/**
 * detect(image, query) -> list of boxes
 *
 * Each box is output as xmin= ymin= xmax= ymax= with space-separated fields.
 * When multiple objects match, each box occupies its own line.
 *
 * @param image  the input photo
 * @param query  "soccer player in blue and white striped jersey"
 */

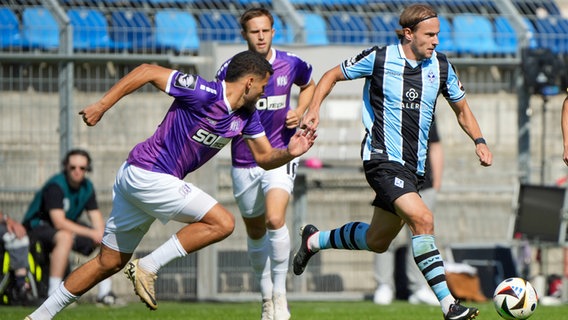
xmin=293 ymin=4 xmax=491 ymax=320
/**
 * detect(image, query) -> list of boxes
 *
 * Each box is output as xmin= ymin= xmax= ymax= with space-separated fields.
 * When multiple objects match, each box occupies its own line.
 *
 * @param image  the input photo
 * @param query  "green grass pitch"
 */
xmin=3 ymin=300 xmax=566 ymax=319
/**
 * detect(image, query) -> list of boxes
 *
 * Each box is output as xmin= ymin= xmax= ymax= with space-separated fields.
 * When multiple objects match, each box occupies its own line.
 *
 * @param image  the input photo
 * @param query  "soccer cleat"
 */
xmin=124 ymin=259 xmax=158 ymax=310
xmin=444 ymin=300 xmax=479 ymax=320
xmin=24 ymin=317 xmax=32 ymax=320
xmin=273 ymin=293 xmax=290 ymax=320
xmin=292 ymin=224 xmax=319 ymax=275
xmin=261 ymin=299 xmax=274 ymax=320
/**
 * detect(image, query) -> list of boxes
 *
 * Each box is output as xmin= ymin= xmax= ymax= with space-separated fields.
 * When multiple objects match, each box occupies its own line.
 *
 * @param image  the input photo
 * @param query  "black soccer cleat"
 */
xmin=293 ymin=224 xmax=319 ymax=275
xmin=444 ymin=300 xmax=479 ymax=320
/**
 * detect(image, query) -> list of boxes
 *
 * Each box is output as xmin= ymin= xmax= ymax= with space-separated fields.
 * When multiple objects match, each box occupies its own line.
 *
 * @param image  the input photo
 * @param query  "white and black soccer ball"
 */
xmin=493 ymin=277 xmax=538 ymax=320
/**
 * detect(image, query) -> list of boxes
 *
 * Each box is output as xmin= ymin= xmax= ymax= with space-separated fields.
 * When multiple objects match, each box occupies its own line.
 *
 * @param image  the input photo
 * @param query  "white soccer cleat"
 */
xmin=261 ymin=298 xmax=274 ymax=320
xmin=124 ymin=259 xmax=158 ymax=310
xmin=273 ymin=293 xmax=290 ymax=320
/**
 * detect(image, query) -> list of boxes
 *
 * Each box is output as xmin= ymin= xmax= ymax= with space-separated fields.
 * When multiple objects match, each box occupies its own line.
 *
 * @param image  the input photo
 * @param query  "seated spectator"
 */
xmin=22 ymin=149 xmax=115 ymax=305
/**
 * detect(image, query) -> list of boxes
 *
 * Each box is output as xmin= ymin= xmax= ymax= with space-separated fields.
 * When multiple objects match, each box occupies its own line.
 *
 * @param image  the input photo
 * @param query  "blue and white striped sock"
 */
xmin=317 ymin=222 xmax=370 ymax=251
xmin=412 ymin=234 xmax=454 ymax=313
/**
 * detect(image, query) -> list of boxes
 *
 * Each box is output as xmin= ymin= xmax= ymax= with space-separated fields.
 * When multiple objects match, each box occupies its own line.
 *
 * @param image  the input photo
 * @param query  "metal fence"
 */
xmin=1 ymin=0 xmax=567 ymax=302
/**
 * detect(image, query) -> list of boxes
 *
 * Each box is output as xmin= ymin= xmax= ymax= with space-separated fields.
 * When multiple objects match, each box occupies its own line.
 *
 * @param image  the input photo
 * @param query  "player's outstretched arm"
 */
xmin=79 ymin=64 xmax=173 ymax=126
xmin=301 ymin=66 xmax=345 ymax=131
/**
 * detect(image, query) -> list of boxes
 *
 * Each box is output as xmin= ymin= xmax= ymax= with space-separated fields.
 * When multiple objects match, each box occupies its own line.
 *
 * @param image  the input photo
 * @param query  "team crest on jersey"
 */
xmin=276 ymin=75 xmax=288 ymax=87
xmin=230 ymin=119 xmax=241 ymax=132
xmin=174 ymin=73 xmax=196 ymax=89
xmin=427 ymin=70 xmax=436 ymax=83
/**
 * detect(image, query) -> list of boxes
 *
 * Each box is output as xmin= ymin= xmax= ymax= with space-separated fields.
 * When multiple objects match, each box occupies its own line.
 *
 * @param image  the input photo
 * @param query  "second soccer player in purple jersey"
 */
xmin=216 ymin=7 xmax=315 ymax=320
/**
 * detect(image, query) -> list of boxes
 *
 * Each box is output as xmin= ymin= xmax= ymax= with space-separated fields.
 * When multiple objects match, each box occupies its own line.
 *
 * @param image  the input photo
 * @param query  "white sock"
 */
xmin=268 ymin=225 xmax=290 ymax=295
xmin=441 ymin=294 xmax=455 ymax=315
xmin=97 ymin=278 xmax=112 ymax=299
xmin=139 ymin=234 xmax=187 ymax=274
xmin=48 ymin=277 xmax=62 ymax=296
xmin=29 ymin=282 xmax=78 ymax=320
xmin=247 ymin=234 xmax=272 ymax=300
xmin=308 ymin=232 xmax=321 ymax=251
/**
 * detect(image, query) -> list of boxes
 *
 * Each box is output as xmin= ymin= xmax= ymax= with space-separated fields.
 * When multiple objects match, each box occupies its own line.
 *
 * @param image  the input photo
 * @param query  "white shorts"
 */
xmin=102 ymin=162 xmax=217 ymax=253
xmin=231 ymin=158 xmax=298 ymax=218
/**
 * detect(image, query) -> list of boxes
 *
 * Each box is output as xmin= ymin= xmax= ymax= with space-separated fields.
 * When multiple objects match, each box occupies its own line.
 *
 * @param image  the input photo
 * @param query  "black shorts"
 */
xmin=31 ymin=223 xmax=97 ymax=256
xmin=363 ymin=159 xmax=424 ymax=214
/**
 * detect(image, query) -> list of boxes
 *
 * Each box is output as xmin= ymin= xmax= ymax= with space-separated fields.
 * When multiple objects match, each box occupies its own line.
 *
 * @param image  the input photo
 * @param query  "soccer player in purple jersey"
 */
xmin=216 ymin=8 xmax=315 ymax=320
xmin=25 ymin=51 xmax=316 ymax=320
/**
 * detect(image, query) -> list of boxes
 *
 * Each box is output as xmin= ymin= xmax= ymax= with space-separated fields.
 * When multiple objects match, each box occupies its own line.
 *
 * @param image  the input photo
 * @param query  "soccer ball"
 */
xmin=493 ymin=277 xmax=538 ymax=320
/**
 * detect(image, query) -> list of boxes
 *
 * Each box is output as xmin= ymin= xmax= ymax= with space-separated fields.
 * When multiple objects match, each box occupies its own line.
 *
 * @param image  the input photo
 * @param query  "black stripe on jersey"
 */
xmin=436 ymin=53 xmax=451 ymax=98
xmin=369 ymin=47 xmax=387 ymax=159
xmin=401 ymin=63 xmax=424 ymax=169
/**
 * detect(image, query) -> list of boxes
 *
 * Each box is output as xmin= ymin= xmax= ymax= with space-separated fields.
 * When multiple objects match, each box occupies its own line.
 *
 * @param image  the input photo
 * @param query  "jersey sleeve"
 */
xmin=241 ymin=110 xmax=266 ymax=139
xmin=215 ymin=59 xmax=231 ymax=82
xmin=165 ymin=71 xmax=218 ymax=106
xmin=291 ymin=55 xmax=313 ymax=87
xmin=443 ymin=63 xmax=466 ymax=103
xmin=340 ymin=47 xmax=378 ymax=80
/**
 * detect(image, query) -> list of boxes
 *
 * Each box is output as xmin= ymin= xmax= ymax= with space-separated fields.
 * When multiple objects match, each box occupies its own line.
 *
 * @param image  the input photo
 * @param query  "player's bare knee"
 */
xmin=216 ymin=213 xmax=235 ymax=238
xmin=367 ymin=239 xmax=391 ymax=253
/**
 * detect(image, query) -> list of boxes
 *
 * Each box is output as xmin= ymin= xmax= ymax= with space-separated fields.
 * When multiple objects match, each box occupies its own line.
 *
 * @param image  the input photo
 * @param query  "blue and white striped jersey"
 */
xmin=340 ymin=44 xmax=464 ymax=176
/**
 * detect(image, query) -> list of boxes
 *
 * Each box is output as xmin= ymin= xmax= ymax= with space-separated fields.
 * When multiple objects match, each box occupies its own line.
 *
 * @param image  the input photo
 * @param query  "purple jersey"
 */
xmin=127 ymin=70 xmax=265 ymax=179
xmin=216 ymin=48 xmax=313 ymax=168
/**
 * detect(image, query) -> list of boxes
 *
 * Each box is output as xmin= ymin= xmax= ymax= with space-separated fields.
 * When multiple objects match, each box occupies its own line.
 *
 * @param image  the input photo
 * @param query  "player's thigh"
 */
xmin=231 ymin=166 xmax=265 ymax=218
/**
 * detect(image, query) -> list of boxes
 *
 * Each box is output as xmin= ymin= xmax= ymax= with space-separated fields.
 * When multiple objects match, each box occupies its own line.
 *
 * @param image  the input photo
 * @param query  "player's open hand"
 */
xmin=288 ymin=129 xmax=317 ymax=157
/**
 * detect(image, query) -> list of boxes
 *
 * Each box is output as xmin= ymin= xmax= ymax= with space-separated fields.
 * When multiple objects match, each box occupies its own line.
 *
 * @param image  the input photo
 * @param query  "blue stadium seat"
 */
xmin=532 ymin=16 xmax=568 ymax=53
xmin=22 ymin=7 xmax=59 ymax=50
xmin=110 ymin=11 xmax=154 ymax=51
xmin=272 ymin=14 xmax=288 ymax=45
xmin=148 ymin=0 xmax=197 ymax=4
xmin=286 ymin=12 xmax=329 ymax=45
xmin=197 ymin=12 xmax=241 ymax=42
xmin=493 ymin=16 xmax=518 ymax=55
xmin=327 ymin=12 xmax=368 ymax=44
xmin=521 ymin=17 xmax=538 ymax=49
xmin=155 ymin=10 xmax=199 ymax=52
xmin=0 ymin=7 xmax=26 ymax=48
xmin=452 ymin=14 xmax=499 ymax=55
xmin=237 ymin=0 xmax=272 ymax=5
xmin=288 ymin=0 xmax=325 ymax=5
xmin=370 ymin=14 xmax=398 ymax=45
xmin=68 ymin=9 xmax=113 ymax=50
xmin=436 ymin=15 xmax=454 ymax=54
